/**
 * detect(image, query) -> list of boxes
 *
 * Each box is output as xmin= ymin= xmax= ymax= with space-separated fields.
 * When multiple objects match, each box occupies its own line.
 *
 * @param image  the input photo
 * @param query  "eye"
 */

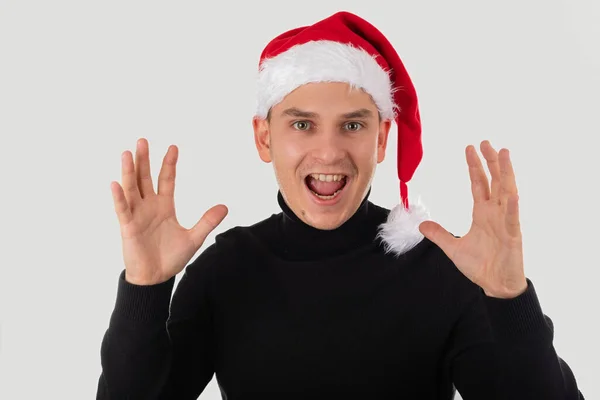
xmin=344 ymin=122 xmax=363 ymax=131
xmin=292 ymin=121 xmax=312 ymax=131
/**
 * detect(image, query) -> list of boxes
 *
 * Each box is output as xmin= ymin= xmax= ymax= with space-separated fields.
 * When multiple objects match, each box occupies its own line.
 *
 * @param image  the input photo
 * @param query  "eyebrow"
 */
xmin=281 ymin=107 xmax=318 ymax=118
xmin=280 ymin=107 xmax=374 ymax=119
xmin=341 ymin=108 xmax=374 ymax=119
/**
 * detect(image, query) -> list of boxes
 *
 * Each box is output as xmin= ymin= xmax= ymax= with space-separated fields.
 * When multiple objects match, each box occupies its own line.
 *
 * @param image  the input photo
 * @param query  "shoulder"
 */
xmin=184 ymin=212 xmax=281 ymax=273
xmin=423 ymin=237 xmax=483 ymax=303
xmin=174 ymin=213 xmax=281 ymax=305
xmin=381 ymin=231 xmax=482 ymax=303
xmin=215 ymin=211 xmax=282 ymax=255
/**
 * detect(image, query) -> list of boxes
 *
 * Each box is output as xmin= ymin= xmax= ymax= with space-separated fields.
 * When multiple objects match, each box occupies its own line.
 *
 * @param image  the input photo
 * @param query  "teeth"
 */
xmin=309 ymin=173 xmax=345 ymax=182
xmin=311 ymin=188 xmax=344 ymax=200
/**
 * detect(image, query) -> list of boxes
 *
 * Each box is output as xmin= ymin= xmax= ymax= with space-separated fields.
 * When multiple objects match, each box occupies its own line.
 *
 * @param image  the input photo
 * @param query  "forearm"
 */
xmin=452 ymin=279 xmax=583 ymax=399
xmin=96 ymin=270 xmax=176 ymax=399
xmin=483 ymin=279 xmax=582 ymax=399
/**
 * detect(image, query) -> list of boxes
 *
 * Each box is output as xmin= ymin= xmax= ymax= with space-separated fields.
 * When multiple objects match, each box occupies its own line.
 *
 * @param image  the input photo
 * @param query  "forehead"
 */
xmin=272 ymin=82 xmax=379 ymax=116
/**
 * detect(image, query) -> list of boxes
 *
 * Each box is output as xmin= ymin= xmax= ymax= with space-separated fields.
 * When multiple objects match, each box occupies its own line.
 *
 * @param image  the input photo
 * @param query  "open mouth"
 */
xmin=304 ymin=173 xmax=348 ymax=200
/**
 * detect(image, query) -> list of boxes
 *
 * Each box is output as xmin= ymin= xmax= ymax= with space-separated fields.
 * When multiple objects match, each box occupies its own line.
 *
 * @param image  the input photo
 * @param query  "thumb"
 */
xmin=189 ymin=204 xmax=229 ymax=247
xmin=419 ymin=220 xmax=457 ymax=257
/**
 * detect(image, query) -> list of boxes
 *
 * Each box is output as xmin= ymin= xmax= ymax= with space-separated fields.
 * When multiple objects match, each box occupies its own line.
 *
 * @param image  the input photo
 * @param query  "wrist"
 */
xmin=115 ymin=269 xmax=176 ymax=322
xmin=124 ymin=271 xmax=169 ymax=286
xmin=483 ymin=278 xmax=552 ymax=343
xmin=483 ymin=278 xmax=528 ymax=299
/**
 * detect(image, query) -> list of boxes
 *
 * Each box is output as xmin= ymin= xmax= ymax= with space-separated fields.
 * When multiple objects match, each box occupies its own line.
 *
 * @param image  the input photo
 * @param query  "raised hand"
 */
xmin=110 ymin=138 xmax=228 ymax=285
xmin=418 ymin=140 xmax=527 ymax=299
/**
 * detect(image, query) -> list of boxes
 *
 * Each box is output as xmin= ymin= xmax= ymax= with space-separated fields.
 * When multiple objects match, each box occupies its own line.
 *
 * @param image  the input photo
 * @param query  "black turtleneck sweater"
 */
xmin=96 ymin=191 xmax=584 ymax=399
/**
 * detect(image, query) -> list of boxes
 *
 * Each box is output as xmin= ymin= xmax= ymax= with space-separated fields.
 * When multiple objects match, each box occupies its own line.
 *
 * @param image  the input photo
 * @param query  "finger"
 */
xmin=499 ymin=148 xmax=518 ymax=210
xmin=135 ymin=138 xmax=156 ymax=198
xmin=480 ymin=140 xmax=501 ymax=205
xmin=110 ymin=181 xmax=133 ymax=226
xmin=158 ymin=145 xmax=178 ymax=197
xmin=189 ymin=204 xmax=229 ymax=248
xmin=121 ymin=150 xmax=142 ymax=208
xmin=419 ymin=220 xmax=458 ymax=259
xmin=505 ymin=193 xmax=521 ymax=237
xmin=466 ymin=145 xmax=490 ymax=204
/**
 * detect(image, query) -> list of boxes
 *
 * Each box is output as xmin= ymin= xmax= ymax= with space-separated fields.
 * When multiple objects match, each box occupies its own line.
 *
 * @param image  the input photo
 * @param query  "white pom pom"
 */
xmin=377 ymin=196 xmax=430 ymax=256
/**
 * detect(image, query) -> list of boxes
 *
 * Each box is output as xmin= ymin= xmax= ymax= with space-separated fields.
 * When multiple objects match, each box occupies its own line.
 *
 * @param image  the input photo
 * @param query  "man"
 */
xmin=97 ymin=11 xmax=584 ymax=399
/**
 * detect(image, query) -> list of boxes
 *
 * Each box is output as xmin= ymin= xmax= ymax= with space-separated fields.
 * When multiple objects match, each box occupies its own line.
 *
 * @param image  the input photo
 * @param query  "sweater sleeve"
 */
xmin=96 ymin=245 xmax=219 ymax=399
xmin=450 ymin=279 xmax=584 ymax=400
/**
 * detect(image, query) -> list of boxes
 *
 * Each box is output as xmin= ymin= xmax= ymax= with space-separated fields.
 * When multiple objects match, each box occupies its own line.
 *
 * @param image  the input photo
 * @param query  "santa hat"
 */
xmin=255 ymin=11 xmax=430 ymax=256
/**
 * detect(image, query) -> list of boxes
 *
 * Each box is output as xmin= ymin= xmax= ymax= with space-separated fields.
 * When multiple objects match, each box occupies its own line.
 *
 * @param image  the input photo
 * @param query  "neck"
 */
xmin=274 ymin=188 xmax=387 ymax=261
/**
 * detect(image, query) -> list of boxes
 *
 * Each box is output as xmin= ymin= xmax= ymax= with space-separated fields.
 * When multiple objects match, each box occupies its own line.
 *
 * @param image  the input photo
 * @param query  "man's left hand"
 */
xmin=419 ymin=140 xmax=527 ymax=299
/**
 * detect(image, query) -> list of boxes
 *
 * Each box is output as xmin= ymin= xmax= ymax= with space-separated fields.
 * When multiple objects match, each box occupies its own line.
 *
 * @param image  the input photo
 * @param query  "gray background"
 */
xmin=0 ymin=0 xmax=598 ymax=398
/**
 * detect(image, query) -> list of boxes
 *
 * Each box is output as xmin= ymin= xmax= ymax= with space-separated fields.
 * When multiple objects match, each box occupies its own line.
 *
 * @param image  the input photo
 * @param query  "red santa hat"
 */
xmin=255 ymin=11 xmax=430 ymax=256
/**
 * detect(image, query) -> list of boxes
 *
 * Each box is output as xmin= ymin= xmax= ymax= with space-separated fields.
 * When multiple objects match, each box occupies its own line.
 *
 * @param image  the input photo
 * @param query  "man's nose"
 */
xmin=311 ymin=130 xmax=347 ymax=164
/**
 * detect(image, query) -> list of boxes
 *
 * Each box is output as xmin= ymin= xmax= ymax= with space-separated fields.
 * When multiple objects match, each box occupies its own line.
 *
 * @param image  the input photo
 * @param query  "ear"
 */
xmin=252 ymin=116 xmax=272 ymax=163
xmin=377 ymin=119 xmax=392 ymax=163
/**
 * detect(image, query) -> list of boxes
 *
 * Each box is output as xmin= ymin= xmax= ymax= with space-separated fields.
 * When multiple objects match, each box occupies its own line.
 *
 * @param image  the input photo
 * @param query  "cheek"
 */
xmin=271 ymin=137 xmax=305 ymax=170
xmin=352 ymin=138 xmax=379 ymax=165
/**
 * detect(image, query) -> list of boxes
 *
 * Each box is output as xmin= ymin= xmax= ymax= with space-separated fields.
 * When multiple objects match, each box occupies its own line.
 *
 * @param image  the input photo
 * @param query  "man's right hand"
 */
xmin=110 ymin=138 xmax=228 ymax=286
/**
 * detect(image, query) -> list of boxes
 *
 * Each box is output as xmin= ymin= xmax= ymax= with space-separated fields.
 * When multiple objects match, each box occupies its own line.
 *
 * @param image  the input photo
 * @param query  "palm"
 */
xmin=447 ymin=201 xmax=523 ymax=292
xmin=419 ymin=140 xmax=526 ymax=298
xmin=119 ymin=193 xmax=176 ymax=241
xmin=120 ymin=197 xmax=193 ymax=283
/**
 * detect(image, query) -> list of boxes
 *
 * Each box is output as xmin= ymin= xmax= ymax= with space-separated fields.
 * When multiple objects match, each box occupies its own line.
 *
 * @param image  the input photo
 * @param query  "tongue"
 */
xmin=306 ymin=177 xmax=344 ymax=196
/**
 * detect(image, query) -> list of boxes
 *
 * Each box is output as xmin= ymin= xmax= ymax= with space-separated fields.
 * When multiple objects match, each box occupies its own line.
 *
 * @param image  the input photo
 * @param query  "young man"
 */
xmin=97 ymin=11 xmax=584 ymax=399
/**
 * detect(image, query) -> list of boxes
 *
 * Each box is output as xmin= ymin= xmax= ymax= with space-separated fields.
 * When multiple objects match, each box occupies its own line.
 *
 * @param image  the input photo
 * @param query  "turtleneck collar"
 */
xmin=274 ymin=188 xmax=387 ymax=261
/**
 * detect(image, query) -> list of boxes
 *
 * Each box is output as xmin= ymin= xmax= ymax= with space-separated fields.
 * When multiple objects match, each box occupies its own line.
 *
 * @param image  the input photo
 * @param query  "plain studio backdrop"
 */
xmin=0 ymin=0 xmax=598 ymax=398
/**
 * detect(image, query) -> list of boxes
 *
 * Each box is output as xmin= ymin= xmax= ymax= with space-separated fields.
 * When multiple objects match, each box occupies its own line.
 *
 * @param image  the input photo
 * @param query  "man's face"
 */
xmin=253 ymin=82 xmax=391 ymax=230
